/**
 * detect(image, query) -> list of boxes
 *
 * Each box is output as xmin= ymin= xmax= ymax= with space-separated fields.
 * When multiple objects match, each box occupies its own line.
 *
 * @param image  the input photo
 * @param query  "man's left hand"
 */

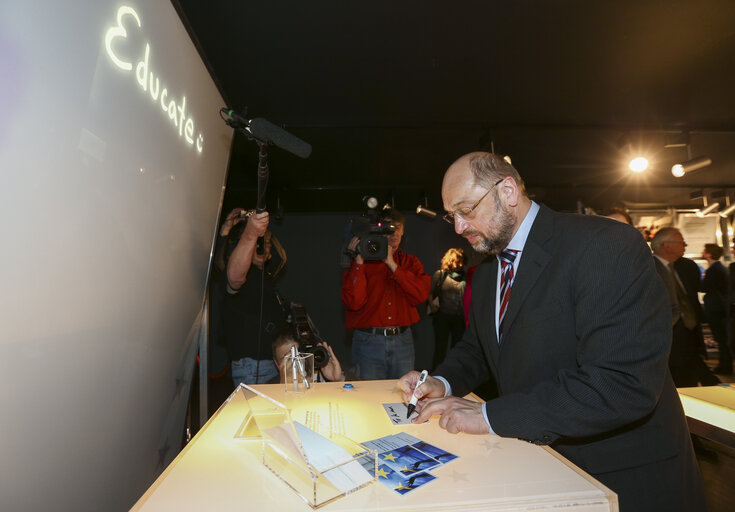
xmin=413 ymin=396 xmax=488 ymax=434
xmin=318 ymin=343 xmax=344 ymax=382
xmin=384 ymin=245 xmax=397 ymax=272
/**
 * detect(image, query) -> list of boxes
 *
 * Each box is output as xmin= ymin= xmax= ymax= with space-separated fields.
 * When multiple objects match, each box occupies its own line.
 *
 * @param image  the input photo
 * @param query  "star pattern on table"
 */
xmin=401 ymin=465 xmax=417 ymax=474
xmin=395 ymin=484 xmax=411 ymax=491
xmin=382 ymin=452 xmax=397 ymax=462
xmin=448 ymin=469 xmax=469 ymax=483
xmin=376 ymin=467 xmax=390 ymax=478
xmin=483 ymin=439 xmax=503 ymax=454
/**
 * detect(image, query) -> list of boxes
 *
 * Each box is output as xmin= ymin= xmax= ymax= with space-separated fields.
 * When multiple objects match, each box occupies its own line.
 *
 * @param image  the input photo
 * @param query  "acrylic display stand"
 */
xmin=283 ymin=351 xmax=315 ymax=392
xmin=234 ymin=384 xmax=377 ymax=509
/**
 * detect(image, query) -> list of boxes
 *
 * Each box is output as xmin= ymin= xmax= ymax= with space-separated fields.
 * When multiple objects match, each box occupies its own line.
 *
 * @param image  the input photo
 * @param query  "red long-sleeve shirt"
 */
xmin=341 ymin=248 xmax=431 ymax=329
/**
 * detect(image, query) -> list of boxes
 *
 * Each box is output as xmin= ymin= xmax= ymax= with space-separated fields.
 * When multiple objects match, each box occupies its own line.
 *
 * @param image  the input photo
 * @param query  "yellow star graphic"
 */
xmin=401 ymin=466 xmax=415 ymax=473
xmin=382 ymin=453 xmax=397 ymax=462
xmin=395 ymin=485 xmax=411 ymax=491
xmin=376 ymin=467 xmax=390 ymax=479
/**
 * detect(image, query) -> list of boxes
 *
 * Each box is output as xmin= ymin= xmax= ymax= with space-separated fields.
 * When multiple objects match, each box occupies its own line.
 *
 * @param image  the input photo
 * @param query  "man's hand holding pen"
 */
xmin=398 ymin=370 xmax=490 ymax=434
xmin=398 ymin=370 xmax=446 ymax=412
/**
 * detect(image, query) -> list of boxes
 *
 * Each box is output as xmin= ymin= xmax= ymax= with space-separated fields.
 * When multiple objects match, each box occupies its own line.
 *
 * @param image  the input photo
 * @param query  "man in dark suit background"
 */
xmin=701 ymin=243 xmax=731 ymax=374
xmin=652 ymin=228 xmax=720 ymax=387
xmin=730 ymin=238 xmax=735 ymax=373
xmin=674 ymin=252 xmax=708 ymax=358
xmin=399 ymin=152 xmax=706 ymax=512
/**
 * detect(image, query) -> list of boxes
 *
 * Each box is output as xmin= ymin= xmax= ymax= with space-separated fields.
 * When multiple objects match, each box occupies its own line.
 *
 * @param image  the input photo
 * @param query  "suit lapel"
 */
xmin=472 ymin=259 xmax=500 ymax=367
xmin=499 ymin=205 xmax=553 ymax=341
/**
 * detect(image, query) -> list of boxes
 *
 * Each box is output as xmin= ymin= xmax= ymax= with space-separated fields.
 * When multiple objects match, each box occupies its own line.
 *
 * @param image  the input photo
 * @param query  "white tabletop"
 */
xmin=133 ymin=380 xmax=616 ymax=512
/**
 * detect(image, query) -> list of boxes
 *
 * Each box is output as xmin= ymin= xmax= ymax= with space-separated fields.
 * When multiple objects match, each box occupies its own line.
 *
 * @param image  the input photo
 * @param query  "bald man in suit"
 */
xmin=399 ymin=153 xmax=706 ymax=512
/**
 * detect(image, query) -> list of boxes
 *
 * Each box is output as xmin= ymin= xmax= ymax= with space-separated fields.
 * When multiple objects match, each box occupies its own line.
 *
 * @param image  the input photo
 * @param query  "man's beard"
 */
xmin=465 ymin=199 xmax=515 ymax=255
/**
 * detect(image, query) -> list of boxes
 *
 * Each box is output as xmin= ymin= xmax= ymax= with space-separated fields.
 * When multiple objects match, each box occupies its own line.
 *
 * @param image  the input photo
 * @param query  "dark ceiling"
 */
xmin=175 ymin=0 xmax=735 ymax=214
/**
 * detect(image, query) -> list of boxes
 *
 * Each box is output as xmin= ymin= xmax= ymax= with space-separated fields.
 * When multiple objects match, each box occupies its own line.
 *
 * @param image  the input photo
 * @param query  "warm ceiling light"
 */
xmin=719 ymin=203 xmax=735 ymax=217
xmin=503 ymin=155 xmax=512 ymax=164
xmin=671 ymin=156 xmax=712 ymax=178
xmin=629 ymin=157 xmax=648 ymax=173
xmin=696 ymin=203 xmax=719 ymax=217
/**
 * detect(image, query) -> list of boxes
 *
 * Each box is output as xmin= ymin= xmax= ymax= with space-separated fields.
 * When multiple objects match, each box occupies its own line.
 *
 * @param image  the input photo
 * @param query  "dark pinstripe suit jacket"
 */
xmin=435 ymin=205 xmax=703 ymax=509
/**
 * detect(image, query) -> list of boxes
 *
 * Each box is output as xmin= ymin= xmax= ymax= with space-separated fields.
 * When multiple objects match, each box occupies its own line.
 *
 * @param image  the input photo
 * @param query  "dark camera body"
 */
xmin=286 ymin=302 xmax=330 ymax=370
xmin=340 ymin=215 xmax=396 ymax=268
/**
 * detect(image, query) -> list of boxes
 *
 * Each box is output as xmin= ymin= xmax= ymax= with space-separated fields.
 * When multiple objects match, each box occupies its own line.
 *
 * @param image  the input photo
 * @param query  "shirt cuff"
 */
xmin=435 ymin=375 xmax=494 ymax=434
xmin=482 ymin=403 xmax=495 ymax=434
xmin=433 ymin=376 xmax=451 ymax=397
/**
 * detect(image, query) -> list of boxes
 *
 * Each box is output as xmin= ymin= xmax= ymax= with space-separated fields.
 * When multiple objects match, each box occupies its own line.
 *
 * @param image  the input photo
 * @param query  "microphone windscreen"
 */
xmin=249 ymin=118 xmax=312 ymax=159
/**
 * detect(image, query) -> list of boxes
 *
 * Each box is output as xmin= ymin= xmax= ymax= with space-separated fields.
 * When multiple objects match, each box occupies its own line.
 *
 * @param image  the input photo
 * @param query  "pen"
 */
xmin=406 ymin=370 xmax=428 ymax=418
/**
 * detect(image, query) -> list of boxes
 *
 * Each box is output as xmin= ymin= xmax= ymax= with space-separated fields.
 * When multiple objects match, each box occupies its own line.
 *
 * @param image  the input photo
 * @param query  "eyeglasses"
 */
xmin=442 ymin=179 xmax=504 ymax=224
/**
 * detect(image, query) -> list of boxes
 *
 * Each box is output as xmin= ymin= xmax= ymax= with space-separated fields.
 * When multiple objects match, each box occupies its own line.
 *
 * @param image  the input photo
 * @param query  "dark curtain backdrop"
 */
xmin=268 ymin=211 xmax=480 ymax=372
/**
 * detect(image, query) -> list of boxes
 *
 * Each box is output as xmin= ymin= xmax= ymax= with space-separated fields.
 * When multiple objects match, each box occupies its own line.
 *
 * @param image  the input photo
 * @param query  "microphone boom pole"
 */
xmin=255 ymin=141 xmax=269 ymax=254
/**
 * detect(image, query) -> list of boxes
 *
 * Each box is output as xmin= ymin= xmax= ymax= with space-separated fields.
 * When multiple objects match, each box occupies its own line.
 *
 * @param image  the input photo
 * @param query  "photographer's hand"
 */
xmin=243 ymin=211 xmax=269 ymax=240
xmin=226 ymin=211 xmax=269 ymax=292
xmin=347 ymin=236 xmax=364 ymax=265
xmin=220 ymin=208 xmax=245 ymax=237
xmin=318 ymin=342 xmax=344 ymax=382
xmin=384 ymin=244 xmax=397 ymax=273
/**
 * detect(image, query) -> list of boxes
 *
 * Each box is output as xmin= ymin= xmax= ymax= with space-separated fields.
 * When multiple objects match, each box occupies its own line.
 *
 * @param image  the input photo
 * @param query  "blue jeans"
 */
xmin=351 ymin=328 xmax=415 ymax=380
xmin=231 ymin=357 xmax=278 ymax=386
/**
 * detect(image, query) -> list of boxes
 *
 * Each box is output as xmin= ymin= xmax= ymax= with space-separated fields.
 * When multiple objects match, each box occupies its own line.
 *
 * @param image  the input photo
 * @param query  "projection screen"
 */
xmin=0 ymin=1 xmax=232 ymax=509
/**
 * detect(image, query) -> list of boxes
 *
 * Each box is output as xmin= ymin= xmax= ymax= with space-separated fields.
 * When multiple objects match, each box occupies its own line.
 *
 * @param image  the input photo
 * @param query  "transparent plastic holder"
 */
xmin=284 ymin=352 xmax=314 ymax=393
xmin=233 ymin=384 xmax=377 ymax=509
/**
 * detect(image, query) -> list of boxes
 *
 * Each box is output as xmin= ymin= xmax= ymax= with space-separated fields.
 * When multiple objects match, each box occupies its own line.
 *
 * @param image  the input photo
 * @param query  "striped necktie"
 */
xmin=498 ymin=249 xmax=518 ymax=326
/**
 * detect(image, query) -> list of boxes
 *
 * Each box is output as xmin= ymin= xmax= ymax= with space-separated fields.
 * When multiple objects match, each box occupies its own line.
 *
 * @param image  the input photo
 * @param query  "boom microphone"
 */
xmin=248 ymin=118 xmax=312 ymax=159
xmin=220 ymin=108 xmax=312 ymax=159
xmin=222 ymin=109 xmax=250 ymax=130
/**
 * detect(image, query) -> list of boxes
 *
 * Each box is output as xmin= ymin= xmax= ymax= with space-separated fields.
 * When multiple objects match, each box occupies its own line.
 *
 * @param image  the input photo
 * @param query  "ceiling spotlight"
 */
xmin=503 ymin=155 xmax=512 ymax=164
xmin=362 ymin=196 xmax=379 ymax=209
xmin=719 ymin=203 xmax=735 ymax=217
xmin=629 ymin=157 xmax=648 ymax=173
xmin=416 ymin=205 xmax=437 ymax=219
xmin=696 ymin=202 xmax=719 ymax=217
xmin=671 ymin=156 xmax=711 ymax=178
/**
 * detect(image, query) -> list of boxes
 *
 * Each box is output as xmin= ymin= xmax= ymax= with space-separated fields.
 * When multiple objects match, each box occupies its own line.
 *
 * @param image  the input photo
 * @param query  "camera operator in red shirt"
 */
xmin=341 ymin=208 xmax=430 ymax=380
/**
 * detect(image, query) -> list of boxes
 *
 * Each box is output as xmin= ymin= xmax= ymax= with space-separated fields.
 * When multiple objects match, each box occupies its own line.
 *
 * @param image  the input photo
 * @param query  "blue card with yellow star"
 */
xmin=377 ymin=445 xmax=441 ymax=476
xmin=410 ymin=440 xmax=459 ymax=464
xmin=369 ymin=464 xmax=436 ymax=495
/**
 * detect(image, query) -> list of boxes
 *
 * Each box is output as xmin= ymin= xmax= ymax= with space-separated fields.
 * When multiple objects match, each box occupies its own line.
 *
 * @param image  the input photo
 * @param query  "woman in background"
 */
xmin=429 ymin=248 xmax=466 ymax=370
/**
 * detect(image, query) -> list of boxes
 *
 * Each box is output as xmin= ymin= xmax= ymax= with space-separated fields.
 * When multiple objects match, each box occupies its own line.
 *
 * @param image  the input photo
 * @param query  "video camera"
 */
xmin=276 ymin=292 xmax=330 ymax=370
xmin=340 ymin=197 xmax=396 ymax=268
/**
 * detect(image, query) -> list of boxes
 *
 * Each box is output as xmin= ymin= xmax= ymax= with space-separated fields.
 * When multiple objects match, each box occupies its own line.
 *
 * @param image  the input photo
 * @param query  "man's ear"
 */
xmin=501 ymin=177 xmax=521 ymax=208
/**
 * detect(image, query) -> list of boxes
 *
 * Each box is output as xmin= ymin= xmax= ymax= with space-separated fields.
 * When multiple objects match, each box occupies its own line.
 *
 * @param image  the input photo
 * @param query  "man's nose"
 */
xmin=454 ymin=215 xmax=470 ymax=234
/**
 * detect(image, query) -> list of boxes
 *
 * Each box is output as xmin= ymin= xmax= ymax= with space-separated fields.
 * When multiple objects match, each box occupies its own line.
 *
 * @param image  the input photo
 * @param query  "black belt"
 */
xmin=357 ymin=326 xmax=409 ymax=337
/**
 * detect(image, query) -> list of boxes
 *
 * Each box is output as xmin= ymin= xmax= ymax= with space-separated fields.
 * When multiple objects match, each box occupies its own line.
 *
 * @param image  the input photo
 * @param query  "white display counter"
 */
xmin=133 ymin=380 xmax=617 ymax=511
xmin=678 ymin=384 xmax=735 ymax=448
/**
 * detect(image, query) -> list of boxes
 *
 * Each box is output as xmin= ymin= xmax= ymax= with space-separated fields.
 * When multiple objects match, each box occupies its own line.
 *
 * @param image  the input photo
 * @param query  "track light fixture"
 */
xmin=696 ymin=202 xmax=719 ymax=217
xmin=671 ymin=156 xmax=712 ymax=178
xmin=416 ymin=192 xmax=437 ymax=219
xmin=416 ymin=205 xmax=437 ymax=219
xmin=720 ymin=203 xmax=735 ymax=217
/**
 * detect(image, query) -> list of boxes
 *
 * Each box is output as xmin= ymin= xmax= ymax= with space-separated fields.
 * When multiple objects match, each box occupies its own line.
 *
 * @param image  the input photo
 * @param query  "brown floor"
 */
xmin=694 ymin=346 xmax=733 ymax=512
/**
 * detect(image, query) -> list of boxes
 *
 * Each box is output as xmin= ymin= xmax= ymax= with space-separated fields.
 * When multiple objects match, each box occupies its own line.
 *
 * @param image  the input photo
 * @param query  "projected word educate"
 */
xmin=105 ymin=6 xmax=204 ymax=153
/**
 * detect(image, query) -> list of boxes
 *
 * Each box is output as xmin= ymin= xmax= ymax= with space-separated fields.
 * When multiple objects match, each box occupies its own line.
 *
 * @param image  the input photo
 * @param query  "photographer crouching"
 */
xmin=341 ymin=207 xmax=431 ymax=380
xmin=269 ymin=327 xmax=344 ymax=383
